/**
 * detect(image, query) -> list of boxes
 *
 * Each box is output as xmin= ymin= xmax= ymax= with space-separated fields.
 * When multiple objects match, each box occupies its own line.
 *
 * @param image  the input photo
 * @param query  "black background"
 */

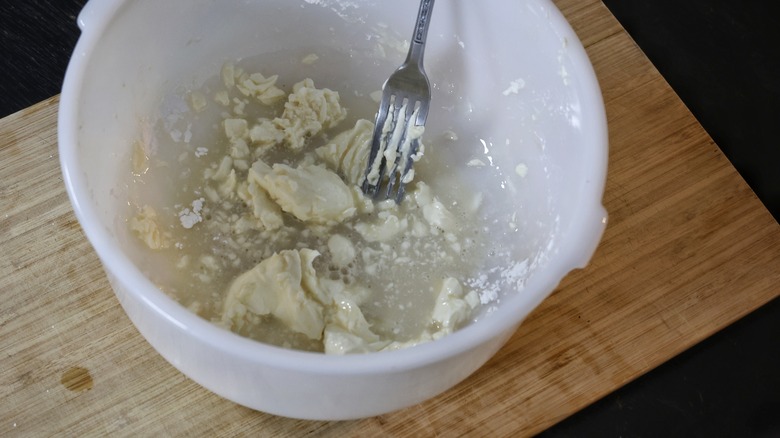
xmin=2 ymin=1 xmax=778 ymax=436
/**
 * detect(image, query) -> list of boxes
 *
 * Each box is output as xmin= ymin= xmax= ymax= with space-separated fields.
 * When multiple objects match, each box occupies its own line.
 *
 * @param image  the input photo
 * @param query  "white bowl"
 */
xmin=59 ymin=0 xmax=607 ymax=420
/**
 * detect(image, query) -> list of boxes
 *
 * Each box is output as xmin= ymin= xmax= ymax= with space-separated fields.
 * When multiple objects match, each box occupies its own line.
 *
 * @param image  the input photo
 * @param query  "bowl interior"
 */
xmin=63 ymin=0 xmax=606 ymax=348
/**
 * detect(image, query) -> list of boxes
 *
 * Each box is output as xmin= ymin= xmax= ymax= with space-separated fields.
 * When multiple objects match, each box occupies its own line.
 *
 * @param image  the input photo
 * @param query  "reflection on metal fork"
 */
xmin=362 ymin=0 xmax=435 ymax=203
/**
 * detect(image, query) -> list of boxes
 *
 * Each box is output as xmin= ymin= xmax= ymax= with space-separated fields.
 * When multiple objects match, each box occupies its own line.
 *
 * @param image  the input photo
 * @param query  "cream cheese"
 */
xmin=250 ymin=160 xmax=357 ymax=225
xmin=128 ymin=61 xmax=488 ymax=354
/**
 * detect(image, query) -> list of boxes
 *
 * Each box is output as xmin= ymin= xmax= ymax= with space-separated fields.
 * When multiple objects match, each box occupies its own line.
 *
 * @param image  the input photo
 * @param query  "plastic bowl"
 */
xmin=58 ymin=0 xmax=607 ymax=420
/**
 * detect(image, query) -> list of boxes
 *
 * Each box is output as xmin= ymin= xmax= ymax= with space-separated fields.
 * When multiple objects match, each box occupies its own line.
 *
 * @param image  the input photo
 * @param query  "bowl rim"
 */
xmin=58 ymin=0 xmax=608 ymax=375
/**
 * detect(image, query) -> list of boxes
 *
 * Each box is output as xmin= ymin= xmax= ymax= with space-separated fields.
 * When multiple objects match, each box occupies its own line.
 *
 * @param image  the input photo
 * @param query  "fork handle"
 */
xmin=407 ymin=0 xmax=436 ymax=65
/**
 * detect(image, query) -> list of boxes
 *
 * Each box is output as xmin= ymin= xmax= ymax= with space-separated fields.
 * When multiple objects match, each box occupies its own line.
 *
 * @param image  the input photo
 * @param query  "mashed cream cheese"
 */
xmin=128 ymin=60 xmax=488 ymax=354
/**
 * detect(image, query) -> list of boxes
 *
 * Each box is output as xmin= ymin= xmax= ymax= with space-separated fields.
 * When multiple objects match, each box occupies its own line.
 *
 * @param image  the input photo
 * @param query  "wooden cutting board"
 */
xmin=1 ymin=0 xmax=778 ymax=436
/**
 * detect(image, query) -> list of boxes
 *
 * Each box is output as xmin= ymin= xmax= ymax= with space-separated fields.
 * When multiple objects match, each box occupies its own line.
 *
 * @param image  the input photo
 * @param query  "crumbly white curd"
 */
xmin=127 ymin=58 xmax=495 ymax=354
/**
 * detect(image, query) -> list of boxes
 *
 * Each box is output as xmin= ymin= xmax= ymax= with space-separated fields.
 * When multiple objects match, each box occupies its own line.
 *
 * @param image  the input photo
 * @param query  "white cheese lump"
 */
xmin=128 ymin=61 xmax=486 ymax=354
xmin=222 ymin=248 xmax=477 ymax=354
xmin=249 ymin=160 xmax=357 ymax=225
xmin=277 ymin=78 xmax=347 ymax=150
xmin=315 ymin=118 xmax=373 ymax=186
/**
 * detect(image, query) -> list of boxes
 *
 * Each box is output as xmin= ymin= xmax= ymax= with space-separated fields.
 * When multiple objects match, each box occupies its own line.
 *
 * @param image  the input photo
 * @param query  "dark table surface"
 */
xmin=2 ymin=1 xmax=778 ymax=436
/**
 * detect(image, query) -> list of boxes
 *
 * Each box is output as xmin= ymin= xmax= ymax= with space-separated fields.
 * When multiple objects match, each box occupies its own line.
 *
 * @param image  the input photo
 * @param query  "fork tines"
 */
xmin=362 ymin=93 xmax=428 ymax=203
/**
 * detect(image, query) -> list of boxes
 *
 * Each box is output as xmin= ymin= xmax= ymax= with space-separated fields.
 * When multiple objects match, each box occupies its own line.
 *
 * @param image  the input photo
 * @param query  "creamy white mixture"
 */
xmin=128 ymin=59 xmax=494 ymax=354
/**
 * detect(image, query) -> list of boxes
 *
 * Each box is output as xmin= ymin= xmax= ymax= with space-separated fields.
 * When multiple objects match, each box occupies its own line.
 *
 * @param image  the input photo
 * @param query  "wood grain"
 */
xmin=1 ymin=1 xmax=778 ymax=436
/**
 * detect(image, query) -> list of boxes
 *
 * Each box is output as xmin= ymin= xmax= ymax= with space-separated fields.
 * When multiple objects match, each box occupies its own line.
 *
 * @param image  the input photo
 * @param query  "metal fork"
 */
xmin=362 ymin=0 xmax=435 ymax=203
